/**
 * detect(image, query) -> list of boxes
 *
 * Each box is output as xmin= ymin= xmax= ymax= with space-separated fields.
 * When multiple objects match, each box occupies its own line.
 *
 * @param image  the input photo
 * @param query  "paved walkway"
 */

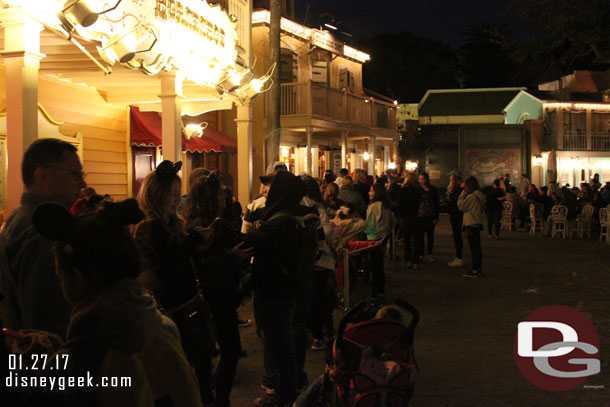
xmin=230 ymin=215 xmax=610 ymax=407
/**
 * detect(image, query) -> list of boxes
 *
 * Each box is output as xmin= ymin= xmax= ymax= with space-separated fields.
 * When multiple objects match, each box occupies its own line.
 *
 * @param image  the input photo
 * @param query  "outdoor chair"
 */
xmin=550 ymin=205 xmax=568 ymax=239
xmin=575 ymin=204 xmax=594 ymax=239
xmin=599 ymin=208 xmax=610 ymax=244
xmin=500 ymin=201 xmax=514 ymax=231
xmin=529 ymin=203 xmax=544 ymax=236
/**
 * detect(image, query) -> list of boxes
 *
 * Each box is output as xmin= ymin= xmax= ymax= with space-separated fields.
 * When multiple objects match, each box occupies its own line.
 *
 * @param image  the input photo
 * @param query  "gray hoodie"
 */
xmin=457 ymin=190 xmax=486 ymax=227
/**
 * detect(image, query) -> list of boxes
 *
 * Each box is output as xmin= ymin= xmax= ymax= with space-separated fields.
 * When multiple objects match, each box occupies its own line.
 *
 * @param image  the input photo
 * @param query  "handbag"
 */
xmin=163 ymin=290 xmax=217 ymax=362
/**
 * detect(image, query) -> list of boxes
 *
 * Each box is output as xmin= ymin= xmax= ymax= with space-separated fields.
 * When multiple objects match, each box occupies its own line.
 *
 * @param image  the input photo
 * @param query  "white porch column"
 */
xmin=368 ymin=137 xmax=376 ymax=175
xmin=159 ymin=71 xmax=184 ymax=164
xmin=0 ymin=11 xmax=44 ymax=212
xmin=235 ymin=103 xmax=253 ymax=204
xmin=341 ymin=131 xmax=348 ymax=169
xmin=306 ymin=126 xmax=313 ymax=175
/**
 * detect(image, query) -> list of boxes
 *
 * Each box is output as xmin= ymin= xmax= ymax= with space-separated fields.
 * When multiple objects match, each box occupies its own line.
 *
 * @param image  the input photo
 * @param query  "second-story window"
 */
xmin=339 ymin=68 xmax=355 ymax=93
xmin=280 ymin=47 xmax=298 ymax=84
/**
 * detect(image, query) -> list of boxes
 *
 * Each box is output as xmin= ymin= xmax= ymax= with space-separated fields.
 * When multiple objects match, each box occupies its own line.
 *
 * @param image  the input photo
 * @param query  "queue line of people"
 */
xmin=0 ymin=140 xmax=403 ymax=407
xmin=9 ymin=137 xmax=592 ymax=406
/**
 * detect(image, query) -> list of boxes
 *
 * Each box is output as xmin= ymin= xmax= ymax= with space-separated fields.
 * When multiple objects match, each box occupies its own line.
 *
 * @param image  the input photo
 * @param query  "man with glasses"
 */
xmin=0 ymin=138 xmax=86 ymax=336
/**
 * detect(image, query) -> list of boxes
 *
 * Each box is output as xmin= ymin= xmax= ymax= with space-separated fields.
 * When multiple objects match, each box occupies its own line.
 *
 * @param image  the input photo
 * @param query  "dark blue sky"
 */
xmin=295 ymin=0 xmax=529 ymax=47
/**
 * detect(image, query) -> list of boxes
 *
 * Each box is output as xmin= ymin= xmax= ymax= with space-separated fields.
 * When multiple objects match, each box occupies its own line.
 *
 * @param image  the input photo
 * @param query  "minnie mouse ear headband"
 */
xmin=32 ymin=200 xmax=144 ymax=279
xmin=32 ymin=199 xmax=144 ymax=244
xmin=156 ymin=160 xmax=182 ymax=176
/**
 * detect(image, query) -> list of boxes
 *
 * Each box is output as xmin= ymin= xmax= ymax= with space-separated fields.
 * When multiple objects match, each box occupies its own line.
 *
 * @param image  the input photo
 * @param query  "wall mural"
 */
xmin=465 ymin=149 xmax=521 ymax=187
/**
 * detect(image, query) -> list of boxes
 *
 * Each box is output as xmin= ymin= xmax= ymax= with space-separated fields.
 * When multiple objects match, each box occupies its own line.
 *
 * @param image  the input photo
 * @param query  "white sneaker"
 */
xmin=448 ymin=258 xmax=464 ymax=267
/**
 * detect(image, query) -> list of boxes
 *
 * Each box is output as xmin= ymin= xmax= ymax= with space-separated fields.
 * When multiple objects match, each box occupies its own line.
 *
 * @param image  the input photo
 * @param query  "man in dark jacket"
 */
xmin=0 ymin=139 xmax=86 ymax=336
xmin=398 ymin=172 xmax=423 ymax=268
xmin=245 ymin=171 xmax=312 ymax=407
xmin=483 ymin=179 xmax=505 ymax=238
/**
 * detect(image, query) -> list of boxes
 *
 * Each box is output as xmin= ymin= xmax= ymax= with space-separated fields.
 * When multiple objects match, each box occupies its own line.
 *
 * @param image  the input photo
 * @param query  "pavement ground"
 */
xmin=229 ymin=214 xmax=610 ymax=407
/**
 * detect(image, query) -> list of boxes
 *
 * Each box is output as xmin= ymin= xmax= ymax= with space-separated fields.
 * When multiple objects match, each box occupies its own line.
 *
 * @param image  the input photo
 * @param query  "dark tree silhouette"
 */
xmin=357 ymin=32 xmax=461 ymax=103
xmin=459 ymin=23 xmax=517 ymax=88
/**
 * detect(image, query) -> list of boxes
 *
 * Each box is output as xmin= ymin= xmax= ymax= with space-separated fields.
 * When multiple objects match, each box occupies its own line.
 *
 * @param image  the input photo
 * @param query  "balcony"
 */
xmin=555 ymin=131 xmax=610 ymax=150
xmin=271 ymin=82 xmax=397 ymax=132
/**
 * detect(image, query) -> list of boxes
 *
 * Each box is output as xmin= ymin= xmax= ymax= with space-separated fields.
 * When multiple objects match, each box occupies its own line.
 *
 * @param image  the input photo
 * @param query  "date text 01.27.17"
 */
xmin=8 ymin=354 xmax=69 ymax=371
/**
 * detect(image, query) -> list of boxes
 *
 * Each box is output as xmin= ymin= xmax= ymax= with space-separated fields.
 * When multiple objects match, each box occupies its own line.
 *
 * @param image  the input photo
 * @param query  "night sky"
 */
xmin=294 ymin=0 xmax=529 ymax=47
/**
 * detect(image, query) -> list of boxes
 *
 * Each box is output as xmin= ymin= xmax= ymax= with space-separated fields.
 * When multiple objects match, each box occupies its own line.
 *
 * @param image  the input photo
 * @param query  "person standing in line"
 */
xmin=132 ymin=160 xmax=216 ymax=405
xmin=416 ymin=172 xmax=440 ymax=263
xmin=398 ymin=172 xmax=422 ymax=269
xmin=365 ymin=183 xmax=393 ymax=299
xmin=301 ymin=175 xmax=336 ymax=353
xmin=245 ymin=171 xmax=310 ymax=407
xmin=30 ymin=200 xmax=202 ymax=406
xmin=184 ymin=173 xmax=253 ymax=407
xmin=338 ymin=176 xmax=366 ymax=219
xmin=446 ymin=171 xmax=464 ymax=267
xmin=483 ymin=179 xmax=505 ymax=239
xmin=458 ymin=177 xmax=486 ymax=277
xmin=0 ymin=138 xmax=86 ymax=336
xmin=353 ymin=169 xmax=371 ymax=207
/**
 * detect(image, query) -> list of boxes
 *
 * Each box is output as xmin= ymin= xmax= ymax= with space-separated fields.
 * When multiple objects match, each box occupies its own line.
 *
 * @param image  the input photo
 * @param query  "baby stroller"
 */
xmin=332 ymin=298 xmax=419 ymax=407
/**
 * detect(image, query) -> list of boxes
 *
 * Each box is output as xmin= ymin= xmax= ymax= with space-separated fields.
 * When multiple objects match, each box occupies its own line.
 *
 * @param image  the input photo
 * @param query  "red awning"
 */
xmin=130 ymin=106 xmax=236 ymax=153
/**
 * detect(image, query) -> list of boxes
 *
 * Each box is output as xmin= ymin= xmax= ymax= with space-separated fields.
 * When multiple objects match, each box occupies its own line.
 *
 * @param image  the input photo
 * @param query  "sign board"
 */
xmin=311 ymin=30 xmax=344 ymax=55
xmin=7 ymin=0 xmax=239 ymax=86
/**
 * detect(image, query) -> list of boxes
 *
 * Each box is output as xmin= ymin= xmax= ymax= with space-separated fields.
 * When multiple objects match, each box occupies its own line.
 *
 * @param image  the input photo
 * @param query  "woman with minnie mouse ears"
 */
xmin=30 ymin=198 xmax=201 ymax=406
xmin=132 ymin=160 xmax=216 ymax=406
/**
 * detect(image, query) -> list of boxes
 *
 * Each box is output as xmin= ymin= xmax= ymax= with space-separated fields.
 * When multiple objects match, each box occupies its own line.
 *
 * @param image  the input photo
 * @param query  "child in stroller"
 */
xmin=295 ymin=298 xmax=419 ymax=407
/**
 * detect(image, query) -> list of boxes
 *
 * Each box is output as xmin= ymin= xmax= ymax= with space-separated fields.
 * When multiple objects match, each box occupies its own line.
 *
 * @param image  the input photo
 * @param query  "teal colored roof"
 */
xmin=419 ymin=89 xmax=522 ymax=117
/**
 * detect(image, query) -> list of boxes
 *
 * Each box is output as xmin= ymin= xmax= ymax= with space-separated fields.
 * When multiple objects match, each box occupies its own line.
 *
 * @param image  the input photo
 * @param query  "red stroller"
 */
xmin=332 ymin=299 xmax=419 ymax=407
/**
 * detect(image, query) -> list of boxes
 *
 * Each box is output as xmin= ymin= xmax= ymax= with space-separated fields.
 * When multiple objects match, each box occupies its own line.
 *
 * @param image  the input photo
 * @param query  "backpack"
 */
xmin=269 ymin=212 xmax=322 ymax=284
xmin=417 ymin=191 xmax=435 ymax=218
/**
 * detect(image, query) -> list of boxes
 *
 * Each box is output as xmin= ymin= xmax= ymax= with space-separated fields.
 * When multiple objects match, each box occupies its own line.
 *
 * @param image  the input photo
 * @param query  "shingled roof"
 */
xmin=419 ymin=88 xmax=525 ymax=117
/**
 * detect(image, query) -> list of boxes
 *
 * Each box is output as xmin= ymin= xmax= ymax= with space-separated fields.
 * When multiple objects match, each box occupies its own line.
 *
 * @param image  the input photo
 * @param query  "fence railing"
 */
xmin=274 ymin=82 xmax=397 ymax=130
xmin=557 ymin=131 xmax=610 ymax=150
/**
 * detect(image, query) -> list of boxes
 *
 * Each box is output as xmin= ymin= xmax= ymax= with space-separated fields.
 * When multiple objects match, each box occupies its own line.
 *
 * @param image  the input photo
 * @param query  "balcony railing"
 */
xmin=555 ymin=131 xmax=610 ymax=150
xmin=274 ymin=82 xmax=397 ymax=131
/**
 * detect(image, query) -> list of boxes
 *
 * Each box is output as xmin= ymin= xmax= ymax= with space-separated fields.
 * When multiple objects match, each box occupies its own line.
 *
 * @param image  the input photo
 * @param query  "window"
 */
xmin=279 ymin=47 xmax=297 ymax=84
xmin=311 ymin=61 xmax=329 ymax=85
xmin=339 ymin=68 xmax=355 ymax=93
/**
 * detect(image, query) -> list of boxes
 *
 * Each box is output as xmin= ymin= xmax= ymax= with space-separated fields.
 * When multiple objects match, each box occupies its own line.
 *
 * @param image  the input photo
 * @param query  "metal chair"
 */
xmin=575 ymin=204 xmax=594 ymax=239
xmin=500 ymin=201 xmax=514 ymax=231
xmin=529 ymin=203 xmax=544 ymax=236
xmin=550 ymin=205 xmax=568 ymax=239
xmin=599 ymin=208 xmax=610 ymax=244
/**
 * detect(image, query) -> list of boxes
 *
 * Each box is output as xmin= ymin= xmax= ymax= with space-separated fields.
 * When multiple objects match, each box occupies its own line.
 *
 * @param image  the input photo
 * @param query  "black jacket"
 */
xmin=134 ymin=219 xmax=203 ymax=309
xmin=419 ymin=186 xmax=440 ymax=220
xmin=446 ymin=185 xmax=463 ymax=216
xmin=398 ymin=184 xmax=423 ymax=220
xmin=483 ymin=186 xmax=505 ymax=211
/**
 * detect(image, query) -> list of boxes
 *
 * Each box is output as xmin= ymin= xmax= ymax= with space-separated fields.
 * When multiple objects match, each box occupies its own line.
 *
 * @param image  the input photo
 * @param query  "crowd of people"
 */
xmin=1 ymin=137 xmax=609 ymax=406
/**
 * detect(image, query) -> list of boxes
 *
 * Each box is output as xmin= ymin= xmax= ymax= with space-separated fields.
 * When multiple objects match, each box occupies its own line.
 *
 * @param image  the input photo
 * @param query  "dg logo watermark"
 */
xmin=513 ymin=305 xmax=600 ymax=391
